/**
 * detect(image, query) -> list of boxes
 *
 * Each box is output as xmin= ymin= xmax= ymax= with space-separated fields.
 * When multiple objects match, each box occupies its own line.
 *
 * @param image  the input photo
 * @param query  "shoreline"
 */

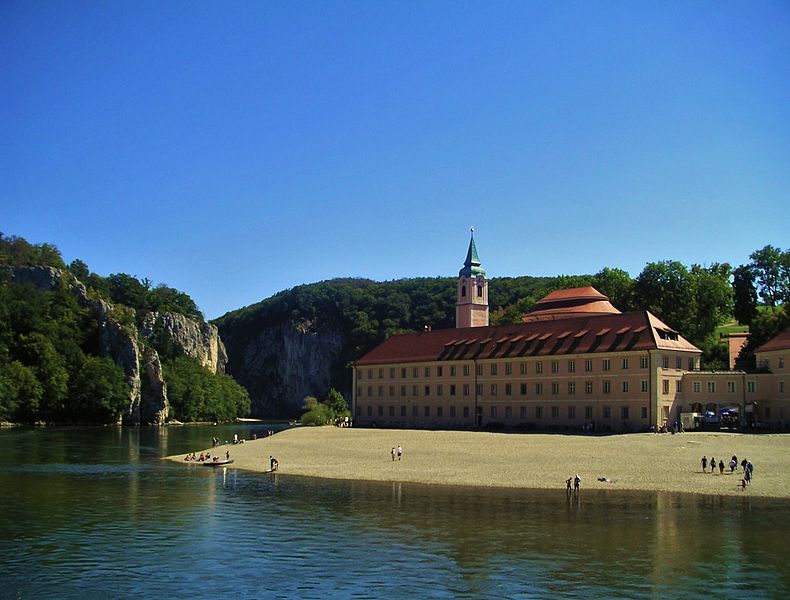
xmin=166 ymin=427 xmax=790 ymax=499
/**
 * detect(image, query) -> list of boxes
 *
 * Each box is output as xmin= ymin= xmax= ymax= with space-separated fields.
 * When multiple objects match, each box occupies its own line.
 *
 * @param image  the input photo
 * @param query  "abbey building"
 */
xmin=352 ymin=234 xmax=789 ymax=431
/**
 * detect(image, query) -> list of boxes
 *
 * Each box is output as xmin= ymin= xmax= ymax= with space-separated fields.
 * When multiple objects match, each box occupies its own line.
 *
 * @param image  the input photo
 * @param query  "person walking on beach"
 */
xmin=744 ymin=467 xmax=751 ymax=485
xmin=391 ymin=447 xmax=396 ymax=461
xmin=747 ymin=461 xmax=754 ymax=480
xmin=701 ymin=456 xmax=708 ymax=472
xmin=729 ymin=458 xmax=736 ymax=474
xmin=566 ymin=477 xmax=572 ymax=491
xmin=710 ymin=457 xmax=716 ymax=473
xmin=397 ymin=446 xmax=402 ymax=460
xmin=719 ymin=460 xmax=724 ymax=475
xmin=573 ymin=474 xmax=581 ymax=491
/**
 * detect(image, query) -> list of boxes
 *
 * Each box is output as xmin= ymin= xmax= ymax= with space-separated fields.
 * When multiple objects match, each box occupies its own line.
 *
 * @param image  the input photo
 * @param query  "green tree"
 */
xmin=750 ymin=245 xmax=789 ymax=307
xmin=0 ymin=361 xmax=43 ymax=422
xmin=635 ymin=261 xmax=696 ymax=336
xmin=688 ymin=263 xmax=733 ymax=343
xmin=68 ymin=259 xmax=90 ymax=281
xmin=325 ymin=388 xmax=350 ymax=418
xmin=300 ymin=395 xmax=333 ymax=425
xmin=592 ymin=267 xmax=635 ymax=312
xmin=69 ymin=356 xmax=129 ymax=423
xmin=733 ymin=264 xmax=758 ymax=325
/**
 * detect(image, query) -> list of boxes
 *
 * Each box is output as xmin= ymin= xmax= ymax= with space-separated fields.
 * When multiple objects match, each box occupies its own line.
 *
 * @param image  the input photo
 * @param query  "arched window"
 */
xmin=477 ymin=284 xmax=483 ymax=297
xmin=461 ymin=285 xmax=466 ymax=297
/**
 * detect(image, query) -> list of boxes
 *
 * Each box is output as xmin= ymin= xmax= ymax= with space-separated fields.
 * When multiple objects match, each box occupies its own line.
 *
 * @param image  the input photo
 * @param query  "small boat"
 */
xmin=203 ymin=459 xmax=234 ymax=467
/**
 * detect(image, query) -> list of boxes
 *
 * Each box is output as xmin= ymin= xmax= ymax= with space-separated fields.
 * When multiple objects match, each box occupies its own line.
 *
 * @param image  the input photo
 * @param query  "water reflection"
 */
xmin=1 ymin=426 xmax=788 ymax=598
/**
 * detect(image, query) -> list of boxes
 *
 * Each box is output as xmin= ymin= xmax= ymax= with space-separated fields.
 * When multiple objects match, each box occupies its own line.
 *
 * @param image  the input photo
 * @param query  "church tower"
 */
xmin=456 ymin=228 xmax=489 ymax=328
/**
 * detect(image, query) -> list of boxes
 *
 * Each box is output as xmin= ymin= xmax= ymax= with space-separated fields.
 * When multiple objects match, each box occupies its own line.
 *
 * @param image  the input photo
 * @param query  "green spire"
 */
xmin=459 ymin=228 xmax=486 ymax=277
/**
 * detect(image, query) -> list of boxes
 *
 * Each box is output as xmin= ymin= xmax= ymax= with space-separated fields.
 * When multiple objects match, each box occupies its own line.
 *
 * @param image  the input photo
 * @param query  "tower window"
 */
xmin=477 ymin=284 xmax=483 ymax=297
xmin=461 ymin=285 xmax=466 ymax=297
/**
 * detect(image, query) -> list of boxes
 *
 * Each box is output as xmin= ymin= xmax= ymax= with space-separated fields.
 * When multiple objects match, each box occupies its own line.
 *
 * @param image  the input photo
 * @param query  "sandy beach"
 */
xmin=168 ymin=427 xmax=790 ymax=498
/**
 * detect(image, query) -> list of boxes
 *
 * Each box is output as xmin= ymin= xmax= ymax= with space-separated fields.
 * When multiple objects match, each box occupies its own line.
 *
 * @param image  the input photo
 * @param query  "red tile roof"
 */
xmin=355 ymin=311 xmax=700 ymax=366
xmin=755 ymin=326 xmax=790 ymax=353
xmin=522 ymin=286 xmax=622 ymax=321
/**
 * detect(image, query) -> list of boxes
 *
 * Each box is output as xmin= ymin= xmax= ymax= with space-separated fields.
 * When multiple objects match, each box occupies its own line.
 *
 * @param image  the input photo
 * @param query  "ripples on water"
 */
xmin=1 ymin=426 xmax=789 ymax=599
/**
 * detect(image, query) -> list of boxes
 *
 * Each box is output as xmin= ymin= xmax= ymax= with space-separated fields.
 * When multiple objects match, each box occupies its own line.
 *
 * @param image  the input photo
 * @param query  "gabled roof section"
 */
xmin=756 ymin=326 xmax=790 ymax=353
xmin=458 ymin=231 xmax=486 ymax=278
xmin=355 ymin=311 xmax=701 ymax=366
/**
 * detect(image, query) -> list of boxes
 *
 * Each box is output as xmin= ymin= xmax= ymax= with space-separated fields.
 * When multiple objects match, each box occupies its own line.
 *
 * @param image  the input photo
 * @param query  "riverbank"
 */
xmin=167 ymin=427 xmax=790 ymax=498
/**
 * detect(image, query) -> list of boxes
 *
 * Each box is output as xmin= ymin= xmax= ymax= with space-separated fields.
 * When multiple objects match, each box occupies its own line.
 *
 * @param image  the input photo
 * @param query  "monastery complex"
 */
xmin=352 ymin=234 xmax=789 ymax=432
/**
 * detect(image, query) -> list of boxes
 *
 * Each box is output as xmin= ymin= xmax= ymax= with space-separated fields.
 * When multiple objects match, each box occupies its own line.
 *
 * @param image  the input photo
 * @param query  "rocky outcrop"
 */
xmin=140 ymin=312 xmax=227 ymax=374
xmin=220 ymin=319 xmax=345 ymax=417
xmin=5 ymin=266 xmax=226 ymax=425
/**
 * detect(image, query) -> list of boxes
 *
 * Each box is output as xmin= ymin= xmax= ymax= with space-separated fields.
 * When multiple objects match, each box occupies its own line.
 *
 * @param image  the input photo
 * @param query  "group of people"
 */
xmin=700 ymin=454 xmax=755 ymax=487
xmin=390 ymin=446 xmax=403 ymax=461
xmin=184 ymin=450 xmax=230 ymax=462
xmin=565 ymin=474 xmax=582 ymax=491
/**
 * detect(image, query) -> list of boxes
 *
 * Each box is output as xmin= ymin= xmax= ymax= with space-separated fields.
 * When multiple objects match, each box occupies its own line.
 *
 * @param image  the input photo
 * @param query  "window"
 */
xmin=505 ymin=406 xmax=512 ymax=419
xmin=389 ymin=406 xmax=394 ymax=417
xmin=401 ymin=368 xmax=406 ymax=378
xmin=378 ymin=385 xmax=383 ymax=396
xmin=621 ymin=406 xmax=629 ymax=419
xmin=450 ymin=406 xmax=456 ymax=417
xmin=693 ymin=382 xmax=700 ymax=393
xmin=463 ymin=365 xmax=470 ymax=376
xmin=551 ymin=361 xmax=559 ymax=373
xmin=389 ymin=385 xmax=394 ymax=396
xmin=424 ymin=406 xmax=430 ymax=417
xmin=505 ymin=363 xmax=512 ymax=375
xmin=412 ymin=384 xmax=418 ymax=396
xmin=603 ymin=381 xmax=611 ymax=394
xmin=747 ymin=381 xmax=756 ymax=393
xmin=368 ymin=369 xmax=373 ymax=379
xmin=390 ymin=368 xmax=395 ymax=378
xmin=477 ymin=284 xmax=483 ymax=297
xmin=640 ymin=357 xmax=648 ymax=369
xmin=476 ymin=364 xmax=483 ymax=376
xmin=622 ymin=358 xmax=629 ymax=370
xmin=520 ymin=383 xmax=527 ymax=395
xmin=568 ymin=360 xmax=576 ymax=373
xmin=727 ymin=381 xmax=735 ymax=393
xmin=490 ymin=364 xmax=498 ymax=376
xmin=412 ymin=405 xmax=418 ymax=417
xmin=413 ymin=367 xmax=418 ymax=377
xmin=450 ymin=384 xmax=456 ymax=396
xmin=603 ymin=359 xmax=611 ymax=371
xmin=367 ymin=405 xmax=372 ymax=417
xmin=568 ymin=406 xmax=576 ymax=419
xmin=676 ymin=357 xmax=682 ymax=369
xmin=551 ymin=406 xmax=559 ymax=418
xmin=401 ymin=385 xmax=406 ymax=396
xmin=505 ymin=383 xmax=512 ymax=396
xmin=520 ymin=362 xmax=527 ymax=375
xmin=463 ymin=406 xmax=469 ymax=418
xmin=490 ymin=406 xmax=497 ymax=418
xmin=585 ymin=359 xmax=593 ymax=372
xmin=780 ymin=381 xmax=785 ymax=394
xmin=378 ymin=406 xmax=383 ymax=416
xmin=663 ymin=380 xmax=670 ymax=394
xmin=379 ymin=369 xmax=383 ymax=378
xmin=780 ymin=358 xmax=785 ymax=369
xmin=766 ymin=407 xmax=771 ymax=419
xmin=491 ymin=384 xmax=498 ymax=396
xmin=622 ymin=381 xmax=629 ymax=393
xmin=520 ymin=406 xmax=527 ymax=418
xmin=641 ymin=380 xmax=648 ymax=393
xmin=662 ymin=356 xmax=669 ymax=369
xmin=535 ymin=406 xmax=543 ymax=418
xmin=437 ymin=366 xmax=443 ymax=377
xmin=551 ymin=382 xmax=559 ymax=395
xmin=585 ymin=406 xmax=593 ymax=419
xmin=476 ymin=384 xmax=483 ymax=395
xmin=463 ymin=384 xmax=470 ymax=396
xmin=585 ymin=381 xmax=593 ymax=394
xmin=568 ymin=382 xmax=576 ymax=395
xmin=535 ymin=362 xmax=544 ymax=374
xmin=437 ymin=406 xmax=443 ymax=417
xmin=424 ymin=367 xmax=430 ymax=377
xmin=535 ymin=383 xmax=543 ymax=395
xmin=641 ymin=406 xmax=648 ymax=419
xmin=688 ymin=358 xmax=695 ymax=371
xmin=401 ymin=406 xmax=406 ymax=417
xmin=450 ymin=365 xmax=456 ymax=376
xmin=676 ymin=380 xmax=682 ymax=392
xmin=707 ymin=382 xmax=715 ymax=393
xmin=424 ymin=385 xmax=430 ymax=396
xmin=461 ymin=284 xmax=466 ymax=297
xmin=603 ymin=406 xmax=611 ymax=419
xmin=437 ymin=384 xmax=443 ymax=396
xmin=367 ymin=386 xmax=373 ymax=397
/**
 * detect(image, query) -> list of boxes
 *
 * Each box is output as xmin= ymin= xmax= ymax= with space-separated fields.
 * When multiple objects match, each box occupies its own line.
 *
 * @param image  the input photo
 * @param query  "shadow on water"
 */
xmin=1 ymin=426 xmax=788 ymax=598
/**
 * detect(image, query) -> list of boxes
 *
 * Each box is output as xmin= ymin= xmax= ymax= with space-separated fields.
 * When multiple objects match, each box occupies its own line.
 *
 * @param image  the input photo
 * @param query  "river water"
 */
xmin=0 ymin=425 xmax=788 ymax=599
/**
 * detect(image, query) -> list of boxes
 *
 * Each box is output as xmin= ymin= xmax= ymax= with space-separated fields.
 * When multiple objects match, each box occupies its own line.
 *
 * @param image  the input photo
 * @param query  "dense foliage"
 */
xmin=163 ymin=356 xmax=251 ymax=422
xmin=300 ymin=388 xmax=351 ymax=426
xmin=0 ymin=234 xmax=245 ymax=424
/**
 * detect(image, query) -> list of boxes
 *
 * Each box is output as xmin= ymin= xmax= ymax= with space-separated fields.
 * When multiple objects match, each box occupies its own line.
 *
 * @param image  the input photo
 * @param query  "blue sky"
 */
xmin=3 ymin=1 xmax=788 ymax=319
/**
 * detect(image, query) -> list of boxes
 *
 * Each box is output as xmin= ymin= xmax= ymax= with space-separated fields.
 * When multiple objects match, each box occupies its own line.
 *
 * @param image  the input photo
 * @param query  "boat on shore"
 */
xmin=203 ymin=459 xmax=234 ymax=467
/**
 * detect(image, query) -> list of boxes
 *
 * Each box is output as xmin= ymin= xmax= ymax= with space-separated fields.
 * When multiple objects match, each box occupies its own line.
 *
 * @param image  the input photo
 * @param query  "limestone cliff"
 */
xmin=219 ymin=319 xmax=345 ymax=417
xmin=5 ymin=266 xmax=226 ymax=424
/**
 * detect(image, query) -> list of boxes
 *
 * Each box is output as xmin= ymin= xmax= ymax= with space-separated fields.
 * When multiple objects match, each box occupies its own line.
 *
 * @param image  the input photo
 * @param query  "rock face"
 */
xmin=140 ymin=312 xmax=227 ymax=374
xmin=5 ymin=266 xmax=226 ymax=425
xmin=220 ymin=320 xmax=345 ymax=417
